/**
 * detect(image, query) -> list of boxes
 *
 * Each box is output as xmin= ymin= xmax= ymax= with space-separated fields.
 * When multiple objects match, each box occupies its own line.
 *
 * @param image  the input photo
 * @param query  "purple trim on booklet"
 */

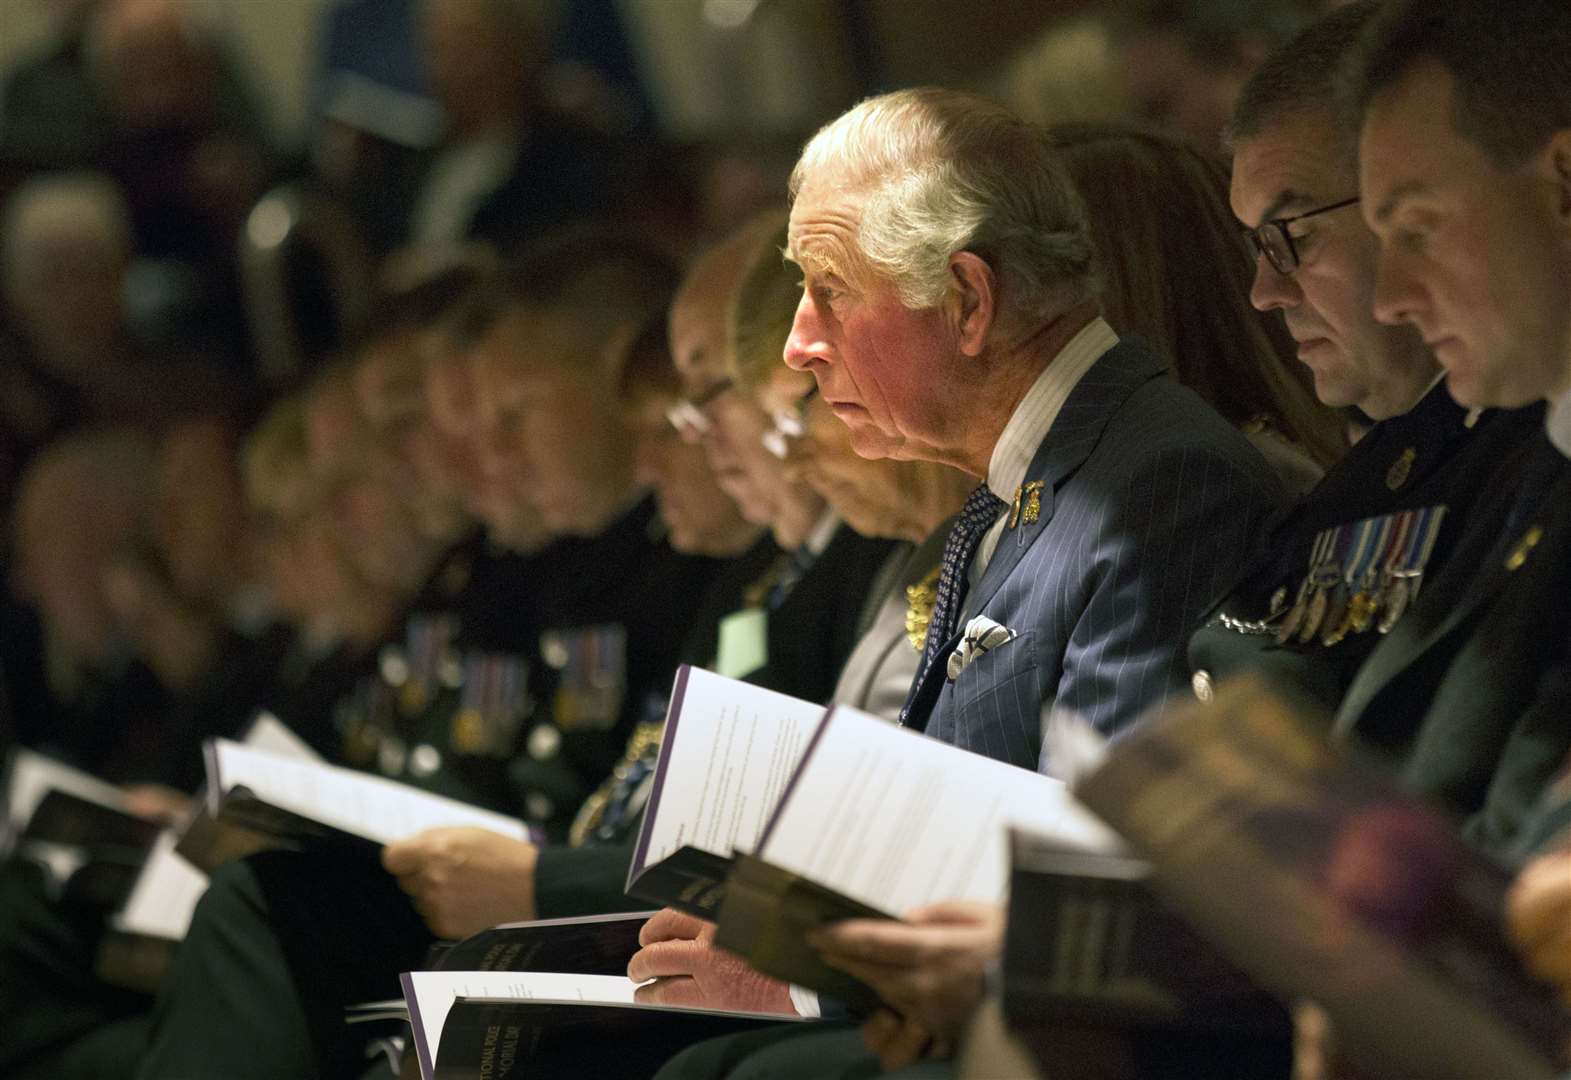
xmin=629 ymin=665 xmax=693 ymax=877
xmin=202 ymin=741 xmax=224 ymax=816
xmin=400 ymin=972 xmax=436 ymax=1080
xmin=755 ymin=704 xmax=839 ymax=851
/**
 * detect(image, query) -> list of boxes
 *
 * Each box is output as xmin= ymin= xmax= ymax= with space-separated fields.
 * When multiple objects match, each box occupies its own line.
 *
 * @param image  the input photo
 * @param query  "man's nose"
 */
xmin=1248 ymin=253 xmax=1303 ymax=313
xmin=783 ymin=290 xmax=826 ymax=372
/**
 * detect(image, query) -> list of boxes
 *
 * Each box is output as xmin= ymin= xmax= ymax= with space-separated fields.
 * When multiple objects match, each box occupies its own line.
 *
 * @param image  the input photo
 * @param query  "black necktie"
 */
xmin=912 ymin=484 xmax=1008 ymax=694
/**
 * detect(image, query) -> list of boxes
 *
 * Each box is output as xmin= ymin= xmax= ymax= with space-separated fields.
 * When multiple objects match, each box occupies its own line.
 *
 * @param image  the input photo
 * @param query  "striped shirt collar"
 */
xmin=984 ymin=316 xmax=1120 ymax=506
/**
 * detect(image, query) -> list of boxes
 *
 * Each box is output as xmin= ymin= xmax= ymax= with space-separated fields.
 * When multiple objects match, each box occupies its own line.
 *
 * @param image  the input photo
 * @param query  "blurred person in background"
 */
xmin=3 ymin=428 xmax=168 ymax=781
xmin=0 ymin=172 xmax=240 ymax=525
xmin=1109 ymin=0 xmax=1310 ymax=148
xmin=86 ymin=0 xmax=273 ymax=363
xmin=404 ymin=0 xmax=617 ymax=256
xmin=670 ymin=213 xmax=900 ymax=707
xmin=1046 ymin=121 xmax=1345 ymax=489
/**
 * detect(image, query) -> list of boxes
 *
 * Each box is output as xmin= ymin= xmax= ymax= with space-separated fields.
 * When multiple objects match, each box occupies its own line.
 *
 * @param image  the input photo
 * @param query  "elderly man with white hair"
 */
xmin=781 ymin=87 xmax=1282 ymax=764
xmin=639 ymin=87 xmax=1285 ymax=1078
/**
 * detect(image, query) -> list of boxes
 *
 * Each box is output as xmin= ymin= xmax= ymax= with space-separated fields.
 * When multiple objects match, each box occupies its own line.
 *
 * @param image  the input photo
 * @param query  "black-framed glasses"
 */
xmin=1244 ymin=196 xmax=1361 ymax=275
xmin=761 ymin=385 xmax=819 ymax=459
xmin=665 ymin=378 xmax=734 ymax=439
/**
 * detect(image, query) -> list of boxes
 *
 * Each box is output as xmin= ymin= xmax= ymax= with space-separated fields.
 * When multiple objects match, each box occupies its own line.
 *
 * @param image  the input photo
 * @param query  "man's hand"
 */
xmin=121 ymin=783 xmax=195 ymax=827
xmin=861 ymin=1008 xmax=938 ymax=1072
xmin=380 ymin=827 xmax=538 ymax=940
xmin=1506 ymin=844 xmax=1571 ymax=1008
xmin=626 ymin=908 xmax=796 ymax=1016
xmin=810 ymin=900 xmax=1004 ymax=1043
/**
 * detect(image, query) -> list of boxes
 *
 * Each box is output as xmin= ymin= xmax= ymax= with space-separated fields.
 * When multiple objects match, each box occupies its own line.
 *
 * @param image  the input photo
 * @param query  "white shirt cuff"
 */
xmin=787 ymin=984 xmax=820 ymax=1018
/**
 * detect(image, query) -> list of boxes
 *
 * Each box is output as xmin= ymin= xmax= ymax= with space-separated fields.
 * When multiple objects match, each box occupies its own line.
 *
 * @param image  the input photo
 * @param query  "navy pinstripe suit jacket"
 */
xmin=903 ymin=338 xmax=1286 ymax=774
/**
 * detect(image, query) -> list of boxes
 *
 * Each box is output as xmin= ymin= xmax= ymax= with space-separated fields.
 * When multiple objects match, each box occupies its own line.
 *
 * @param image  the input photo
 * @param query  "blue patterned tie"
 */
xmin=914 ymin=484 xmax=1008 ymax=692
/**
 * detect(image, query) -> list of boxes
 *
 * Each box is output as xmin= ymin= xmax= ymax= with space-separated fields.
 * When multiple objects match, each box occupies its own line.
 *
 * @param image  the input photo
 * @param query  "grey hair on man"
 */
xmin=789 ymin=87 xmax=1100 ymax=337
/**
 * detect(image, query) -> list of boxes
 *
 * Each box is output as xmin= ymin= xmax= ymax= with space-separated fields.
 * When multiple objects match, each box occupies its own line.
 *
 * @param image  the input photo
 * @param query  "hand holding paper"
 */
xmin=382 ymin=827 xmax=539 ymax=939
xmin=860 ymin=1007 xmax=939 ymax=1072
xmin=811 ymin=900 xmax=1004 ymax=1041
xmin=1506 ymin=843 xmax=1571 ymax=1009
xmin=627 ymin=908 xmax=797 ymax=1016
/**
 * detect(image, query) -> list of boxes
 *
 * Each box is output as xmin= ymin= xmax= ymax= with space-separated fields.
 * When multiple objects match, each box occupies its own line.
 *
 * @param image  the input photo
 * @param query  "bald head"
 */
xmin=671 ymin=212 xmax=785 ymax=395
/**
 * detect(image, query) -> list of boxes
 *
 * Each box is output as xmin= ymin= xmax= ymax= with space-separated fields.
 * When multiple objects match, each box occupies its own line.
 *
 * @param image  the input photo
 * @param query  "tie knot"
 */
xmin=961 ymin=485 xmax=1008 ymax=530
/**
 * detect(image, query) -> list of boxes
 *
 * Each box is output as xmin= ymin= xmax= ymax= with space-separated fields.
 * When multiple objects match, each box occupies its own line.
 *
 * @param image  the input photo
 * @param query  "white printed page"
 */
xmin=633 ymin=667 xmax=824 ymax=875
xmin=209 ymin=740 xmax=529 ymax=846
xmin=757 ymin=706 xmax=1122 ymax=915
xmin=3 ymin=749 xmax=133 ymax=839
xmin=112 ymin=830 xmax=209 ymax=941
xmin=402 ymin=971 xmax=640 ymax=1080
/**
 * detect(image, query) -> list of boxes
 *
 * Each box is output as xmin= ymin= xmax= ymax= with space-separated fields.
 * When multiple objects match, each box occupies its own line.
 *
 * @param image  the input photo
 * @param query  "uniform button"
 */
xmin=1191 ymin=670 xmax=1215 ymax=703
xmin=526 ymin=793 xmax=555 ymax=821
xmin=527 ymin=724 xmax=561 ymax=761
xmin=409 ymin=743 xmax=442 ymax=777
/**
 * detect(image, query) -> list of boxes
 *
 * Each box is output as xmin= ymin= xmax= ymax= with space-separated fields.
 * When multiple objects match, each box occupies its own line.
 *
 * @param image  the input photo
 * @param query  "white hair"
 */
xmin=789 ymin=87 xmax=1100 ymax=327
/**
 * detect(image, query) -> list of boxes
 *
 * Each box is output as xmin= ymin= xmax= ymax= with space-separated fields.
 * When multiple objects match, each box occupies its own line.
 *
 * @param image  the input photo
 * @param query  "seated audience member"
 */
xmin=653 ymin=85 xmax=1285 ymax=1078
xmin=1190 ymin=0 xmax=1545 ymax=728
xmin=124 ymin=237 xmax=717 ymax=1080
xmin=1335 ymin=0 xmax=1571 ymax=855
xmin=731 ymin=219 xmax=971 ymax=718
xmin=0 ymin=172 xmax=239 ymax=522
xmin=1107 ymin=0 xmax=1306 ymax=147
xmin=403 ymin=0 xmax=618 ymax=255
xmin=4 ymin=428 xmax=170 ymax=781
xmin=668 ymin=213 xmax=901 ymax=707
xmin=1044 ymin=120 xmax=1346 ymax=489
xmin=641 ymin=107 xmax=1381 ymax=1080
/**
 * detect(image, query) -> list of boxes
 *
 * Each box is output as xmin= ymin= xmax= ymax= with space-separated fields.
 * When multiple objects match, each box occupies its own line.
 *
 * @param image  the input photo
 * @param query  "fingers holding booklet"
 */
xmin=625 ymin=907 xmax=797 ymax=1016
xmin=382 ymin=826 xmax=540 ymax=940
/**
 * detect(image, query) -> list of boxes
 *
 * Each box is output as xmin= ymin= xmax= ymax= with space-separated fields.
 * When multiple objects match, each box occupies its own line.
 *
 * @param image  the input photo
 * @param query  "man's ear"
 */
xmin=1549 ymin=130 xmax=1571 ymax=222
xmin=949 ymin=252 xmax=996 ymax=358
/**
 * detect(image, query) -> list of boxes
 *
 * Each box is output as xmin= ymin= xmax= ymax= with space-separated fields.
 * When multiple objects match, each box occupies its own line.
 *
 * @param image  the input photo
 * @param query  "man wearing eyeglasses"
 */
xmin=1189 ymin=0 xmax=1544 ymax=721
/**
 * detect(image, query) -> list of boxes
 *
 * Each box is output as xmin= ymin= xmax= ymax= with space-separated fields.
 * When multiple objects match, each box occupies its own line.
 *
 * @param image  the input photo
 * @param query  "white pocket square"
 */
xmin=947 ymin=615 xmax=1019 ymax=680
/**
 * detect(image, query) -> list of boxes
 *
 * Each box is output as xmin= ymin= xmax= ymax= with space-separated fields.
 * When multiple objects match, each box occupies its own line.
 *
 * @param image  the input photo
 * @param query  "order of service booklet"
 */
xmin=178 ymin=737 xmax=539 ymax=873
xmin=713 ymin=702 xmax=1122 ymax=1008
xmin=1074 ymin=673 xmax=1571 ymax=1080
xmin=623 ymin=665 xmax=825 ymax=916
xmin=1000 ymin=826 xmax=1284 ymax=1036
xmin=393 ymin=968 xmax=799 ymax=1080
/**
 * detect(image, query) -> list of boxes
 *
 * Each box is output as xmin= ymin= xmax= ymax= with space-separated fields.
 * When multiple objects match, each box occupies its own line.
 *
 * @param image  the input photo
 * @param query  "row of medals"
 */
xmin=1226 ymin=507 xmax=1447 ymax=647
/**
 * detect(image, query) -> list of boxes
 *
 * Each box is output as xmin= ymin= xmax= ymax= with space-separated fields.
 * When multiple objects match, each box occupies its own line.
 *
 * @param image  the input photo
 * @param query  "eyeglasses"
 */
xmin=761 ymin=385 xmax=819 ymax=459
xmin=1244 ymin=196 xmax=1361 ymax=275
xmin=665 ymin=378 xmax=734 ymax=439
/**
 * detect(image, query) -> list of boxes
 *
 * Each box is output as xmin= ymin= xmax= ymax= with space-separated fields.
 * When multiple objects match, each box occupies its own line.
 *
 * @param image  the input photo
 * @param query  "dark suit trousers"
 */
xmin=0 ymin=861 xmax=149 ymax=1079
xmin=136 ymin=851 xmax=430 ymax=1080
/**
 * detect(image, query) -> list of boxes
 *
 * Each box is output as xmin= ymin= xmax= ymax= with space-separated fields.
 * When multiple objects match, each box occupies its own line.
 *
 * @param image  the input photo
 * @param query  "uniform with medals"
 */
xmin=537 ymin=518 xmax=898 ymax=916
xmin=1188 ymin=385 xmax=1545 ymax=712
xmin=1333 ymin=433 xmax=1571 ymax=854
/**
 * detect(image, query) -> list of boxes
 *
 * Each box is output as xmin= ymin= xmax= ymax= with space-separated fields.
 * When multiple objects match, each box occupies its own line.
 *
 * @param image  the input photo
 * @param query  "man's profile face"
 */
xmin=626 ymin=393 xmax=754 ymax=556
xmin=668 ymin=287 xmax=792 ymax=525
xmin=1231 ymin=108 xmax=1432 ymax=419
xmin=472 ymin=310 xmax=623 ymax=538
xmin=783 ymin=175 xmax=954 ymax=459
xmin=1360 ymin=61 xmax=1571 ymax=408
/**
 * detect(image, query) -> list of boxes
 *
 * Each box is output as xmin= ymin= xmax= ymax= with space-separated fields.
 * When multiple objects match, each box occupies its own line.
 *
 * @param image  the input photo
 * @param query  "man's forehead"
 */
xmin=1230 ymin=108 xmax=1352 ymax=224
xmin=1359 ymin=63 xmax=1464 ymax=223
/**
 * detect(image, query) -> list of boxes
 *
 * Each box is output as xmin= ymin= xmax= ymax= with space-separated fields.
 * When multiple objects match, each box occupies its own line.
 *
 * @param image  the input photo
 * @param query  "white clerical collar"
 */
xmin=1546 ymin=384 xmax=1571 ymax=459
xmin=984 ymin=316 xmax=1120 ymax=504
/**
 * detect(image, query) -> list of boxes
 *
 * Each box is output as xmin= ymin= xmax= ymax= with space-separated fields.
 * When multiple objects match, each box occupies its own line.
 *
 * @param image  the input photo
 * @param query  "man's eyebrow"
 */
xmin=1373 ymin=180 xmax=1431 ymax=224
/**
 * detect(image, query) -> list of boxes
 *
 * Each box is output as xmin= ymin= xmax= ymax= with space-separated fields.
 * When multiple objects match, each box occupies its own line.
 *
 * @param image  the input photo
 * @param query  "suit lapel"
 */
xmin=901 ymin=340 xmax=1165 ymax=729
xmin=964 ymin=340 xmax=1166 ymax=619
